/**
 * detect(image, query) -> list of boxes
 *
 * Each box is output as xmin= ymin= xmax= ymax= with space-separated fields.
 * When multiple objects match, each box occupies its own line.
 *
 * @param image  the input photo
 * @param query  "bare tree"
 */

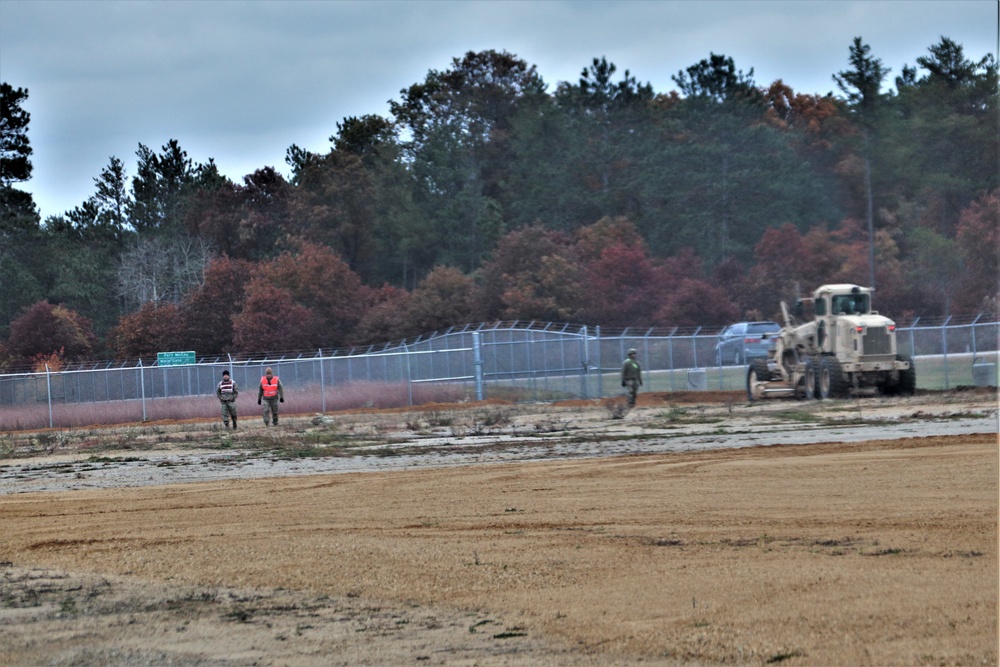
xmin=117 ymin=235 xmax=211 ymax=311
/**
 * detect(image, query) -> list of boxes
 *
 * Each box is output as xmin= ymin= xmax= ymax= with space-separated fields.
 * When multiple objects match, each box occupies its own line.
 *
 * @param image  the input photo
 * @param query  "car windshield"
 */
xmin=746 ymin=323 xmax=780 ymax=335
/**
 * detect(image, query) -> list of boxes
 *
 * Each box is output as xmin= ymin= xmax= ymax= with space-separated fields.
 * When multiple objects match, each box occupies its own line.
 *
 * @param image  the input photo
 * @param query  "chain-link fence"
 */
xmin=1 ymin=318 xmax=997 ymax=431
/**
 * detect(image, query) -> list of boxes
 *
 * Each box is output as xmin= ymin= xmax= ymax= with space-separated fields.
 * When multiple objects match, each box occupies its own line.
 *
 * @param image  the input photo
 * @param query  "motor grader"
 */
xmin=746 ymin=284 xmax=915 ymax=401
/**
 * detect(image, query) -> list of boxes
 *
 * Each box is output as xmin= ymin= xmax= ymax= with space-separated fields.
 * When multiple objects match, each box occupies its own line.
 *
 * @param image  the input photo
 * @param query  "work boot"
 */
xmin=232 ymin=418 xmax=237 ymax=429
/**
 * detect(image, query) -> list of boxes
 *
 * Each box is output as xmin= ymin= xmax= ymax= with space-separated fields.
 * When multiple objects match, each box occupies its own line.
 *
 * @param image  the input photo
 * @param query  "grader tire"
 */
xmin=886 ymin=354 xmax=917 ymax=396
xmin=818 ymin=355 xmax=848 ymax=399
xmin=799 ymin=357 xmax=817 ymax=400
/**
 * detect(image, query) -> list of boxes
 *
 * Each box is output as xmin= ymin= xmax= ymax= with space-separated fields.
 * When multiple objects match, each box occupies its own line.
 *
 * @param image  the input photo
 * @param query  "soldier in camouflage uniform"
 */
xmin=620 ymin=348 xmax=642 ymax=409
xmin=216 ymin=370 xmax=239 ymax=429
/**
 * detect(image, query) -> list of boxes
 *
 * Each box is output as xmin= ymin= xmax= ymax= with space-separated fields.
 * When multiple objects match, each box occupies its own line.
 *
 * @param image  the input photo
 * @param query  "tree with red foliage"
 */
xmin=231 ymin=279 xmax=314 ymax=354
xmin=500 ymin=253 xmax=584 ymax=322
xmin=743 ymin=224 xmax=815 ymax=315
xmin=179 ymin=256 xmax=252 ymax=355
xmin=954 ymin=189 xmax=999 ymax=315
xmin=580 ymin=243 xmax=659 ymax=326
xmin=266 ymin=241 xmax=370 ymax=348
xmin=354 ymin=284 xmax=415 ymax=344
xmin=475 ymin=225 xmax=578 ymax=321
xmin=654 ymin=278 xmax=740 ymax=328
xmin=6 ymin=301 xmax=98 ymax=364
xmin=107 ymin=302 xmax=183 ymax=359
xmin=407 ymin=266 xmax=476 ymax=333
xmin=575 ymin=216 xmax=645 ymax=264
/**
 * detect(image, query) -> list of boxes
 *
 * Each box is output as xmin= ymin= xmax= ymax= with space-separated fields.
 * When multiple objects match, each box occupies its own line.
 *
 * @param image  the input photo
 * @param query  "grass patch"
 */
xmin=493 ymin=628 xmax=528 ymax=639
xmin=649 ymin=406 xmax=724 ymax=426
xmin=772 ymin=410 xmax=824 ymax=423
xmin=767 ymin=649 xmax=805 ymax=663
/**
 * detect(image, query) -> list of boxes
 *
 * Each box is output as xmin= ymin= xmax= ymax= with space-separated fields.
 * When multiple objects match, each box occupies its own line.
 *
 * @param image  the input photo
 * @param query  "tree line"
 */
xmin=0 ymin=37 xmax=996 ymax=371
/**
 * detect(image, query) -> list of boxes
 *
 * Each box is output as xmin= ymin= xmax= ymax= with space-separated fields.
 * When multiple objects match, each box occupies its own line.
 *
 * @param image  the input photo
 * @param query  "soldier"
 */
xmin=216 ymin=370 xmax=239 ymax=429
xmin=620 ymin=348 xmax=642 ymax=409
xmin=257 ymin=367 xmax=284 ymax=426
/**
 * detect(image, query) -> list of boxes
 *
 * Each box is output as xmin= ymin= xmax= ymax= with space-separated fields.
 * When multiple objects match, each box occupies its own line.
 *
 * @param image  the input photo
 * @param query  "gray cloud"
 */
xmin=1 ymin=0 xmax=995 ymax=220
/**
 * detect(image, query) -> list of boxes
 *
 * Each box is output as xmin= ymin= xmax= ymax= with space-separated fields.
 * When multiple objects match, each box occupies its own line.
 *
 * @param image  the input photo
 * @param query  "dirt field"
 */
xmin=1 ymin=390 xmax=997 ymax=666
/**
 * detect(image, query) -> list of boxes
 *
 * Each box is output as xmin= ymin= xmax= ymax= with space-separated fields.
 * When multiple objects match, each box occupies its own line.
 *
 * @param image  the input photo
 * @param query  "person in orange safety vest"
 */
xmin=257 ymin=366 xmax=285 ymax=426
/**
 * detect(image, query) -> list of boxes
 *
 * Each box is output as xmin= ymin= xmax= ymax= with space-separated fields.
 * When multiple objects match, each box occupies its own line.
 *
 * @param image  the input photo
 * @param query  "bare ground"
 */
xmin=0 ymin=389 xmax=997 ymax=666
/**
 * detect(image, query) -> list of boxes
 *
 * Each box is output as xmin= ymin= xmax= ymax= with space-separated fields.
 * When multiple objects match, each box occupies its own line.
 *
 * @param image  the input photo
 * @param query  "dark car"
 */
xmin=714 ymin=321 xmax=781 ymax=366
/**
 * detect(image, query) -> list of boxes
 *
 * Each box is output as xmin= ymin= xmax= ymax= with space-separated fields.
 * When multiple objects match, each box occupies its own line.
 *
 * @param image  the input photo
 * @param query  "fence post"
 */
xmin=909 ymin=317 xmax=919 ymax=358
xmin=45 ymin=363 xmax=53 ymax=428
xmin=473 ymin=331 xmax=484 ymax=401
xmin=596 ymin=326 xmax=603 ymax=399
xmin=691 ymin=326 xmax=702 ymax=369
xmin=970 ymin=314 xmax=982 ymax=356
xmin=404 ymin=342 xmax=413 ymax=406
xmin=318 ymin=350 xmax=327 ymax=413
xmin=139 ymin=359 xmax=147 ymax=422
xmin=580 ymin=326 xmax=589 ymax=399
xmin=668 ymin=328 xmax=677 ymax=392
xmin=941 ymin=316 xmax=951 ymax=389
xmin=643 ymin=329 xmax=652 ymax=393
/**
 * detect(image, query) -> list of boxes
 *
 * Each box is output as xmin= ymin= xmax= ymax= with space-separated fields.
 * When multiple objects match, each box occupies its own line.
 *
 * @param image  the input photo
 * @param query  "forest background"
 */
xmin=0 ymin=37 xmax=997 ymax=372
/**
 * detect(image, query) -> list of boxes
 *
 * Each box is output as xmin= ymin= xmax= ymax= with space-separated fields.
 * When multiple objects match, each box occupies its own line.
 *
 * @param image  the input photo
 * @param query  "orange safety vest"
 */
xmin=260 ymin=376 xmax=280 ymax=398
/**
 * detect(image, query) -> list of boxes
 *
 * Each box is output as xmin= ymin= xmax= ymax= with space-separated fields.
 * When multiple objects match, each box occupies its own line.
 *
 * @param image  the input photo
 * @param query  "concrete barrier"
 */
xmin=687 ymin=369 xmax=707 ymax=391
xmin=972 ymin=360 xmax=996 ymax=387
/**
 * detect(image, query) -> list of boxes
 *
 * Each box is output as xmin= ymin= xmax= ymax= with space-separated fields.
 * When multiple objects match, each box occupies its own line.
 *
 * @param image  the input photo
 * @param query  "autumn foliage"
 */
xmin=1 ymin=41 xmax=996 ymax=368
xmin=7 ymin=302 xmax=97 ymax=364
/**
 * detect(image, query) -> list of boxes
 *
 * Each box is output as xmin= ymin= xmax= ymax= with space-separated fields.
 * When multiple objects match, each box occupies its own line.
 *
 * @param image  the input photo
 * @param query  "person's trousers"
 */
xmin=262 ymin=398 xmax=280 ymax=425
xmin=624 ymin=380 xmax=639 ymax=408
xmin=221 ymin=401 xmax=237 ymax=427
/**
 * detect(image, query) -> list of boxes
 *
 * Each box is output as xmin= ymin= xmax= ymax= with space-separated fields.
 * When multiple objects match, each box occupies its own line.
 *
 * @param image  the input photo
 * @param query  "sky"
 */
xmin=1 ymin=0 xmax=997 ymax=222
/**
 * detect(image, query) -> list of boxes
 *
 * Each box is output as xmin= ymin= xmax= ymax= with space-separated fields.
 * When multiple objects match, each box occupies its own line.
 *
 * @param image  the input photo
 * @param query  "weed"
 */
xmin=469 ymin=619 xmax=493 ymax=633
xmin=461 ymin=409 xmax=513 ymax=435
xmin=268 ymin=444 xmax=332 ymax=459
xmin=426 ymin=411 xmax=454 ymax=427
xmin=605 ymin=401 xmax=629 ymax=420
xmin=86 ymin=455 xmax=142 ymax=463
xmin=648 ymin=406 xmax=723 ymax=426
xmin=865 ymin=547 xmax=906 ymax=556
xmin=766 ymin=649 xmax=805 ymax=663
xmin=658 ymin=407 xmax=690 ymax=422
xmin=534 ymin=418 xmax=573 ymax=432
xmin=774 ymin=410 xmax=823 ymax=423
xmin=224 ymin=607 xmax=254 ymax=622
xmin=58 ymin=596 xmax=77 ymax=615
xmin=650 ymin=538 xmax=683 ymax=547
xmin=493 ymin=627 xmax=528 ymax=639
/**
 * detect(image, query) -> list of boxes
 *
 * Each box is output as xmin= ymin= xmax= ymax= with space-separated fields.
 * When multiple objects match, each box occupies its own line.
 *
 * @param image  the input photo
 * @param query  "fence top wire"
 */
xmin=2 ymin=316 xmax=996 ymax=379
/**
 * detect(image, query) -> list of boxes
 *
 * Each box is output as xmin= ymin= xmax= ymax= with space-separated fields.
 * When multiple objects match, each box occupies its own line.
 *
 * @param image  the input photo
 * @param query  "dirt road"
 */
xmin=1 ymin=390 xmax=997 ymax=666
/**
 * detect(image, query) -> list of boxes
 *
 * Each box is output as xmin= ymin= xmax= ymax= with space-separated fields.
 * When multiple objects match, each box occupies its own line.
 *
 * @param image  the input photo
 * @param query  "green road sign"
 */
xmin=157 ymin=351 xmax=196 ymax=366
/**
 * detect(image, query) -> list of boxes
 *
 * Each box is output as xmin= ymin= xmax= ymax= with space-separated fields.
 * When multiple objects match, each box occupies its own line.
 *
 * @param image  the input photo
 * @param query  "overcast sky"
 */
xmin=1 ymin=0 xmax=997 ymax=221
